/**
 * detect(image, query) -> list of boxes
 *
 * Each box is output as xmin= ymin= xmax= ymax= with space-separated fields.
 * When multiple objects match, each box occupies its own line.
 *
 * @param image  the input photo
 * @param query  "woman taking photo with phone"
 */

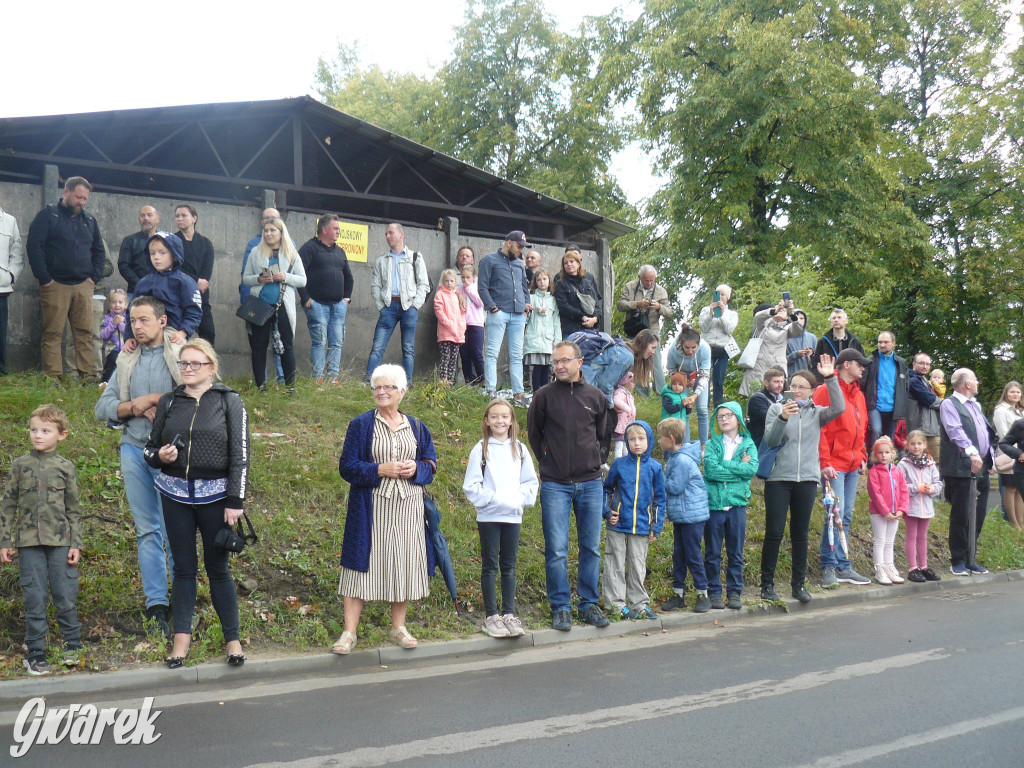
xmin=241 ymin=218 xmax=307 ymax=392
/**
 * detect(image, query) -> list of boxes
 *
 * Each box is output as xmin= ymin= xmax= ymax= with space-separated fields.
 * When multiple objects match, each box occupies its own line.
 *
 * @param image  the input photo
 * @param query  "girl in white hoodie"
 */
xmin=462 ymin=398 xmax=539 ymax=639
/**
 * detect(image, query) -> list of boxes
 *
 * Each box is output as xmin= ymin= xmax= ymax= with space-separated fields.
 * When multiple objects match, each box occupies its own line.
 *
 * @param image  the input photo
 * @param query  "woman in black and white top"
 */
xmin=144 ymin=339 xmax=250 ymax=668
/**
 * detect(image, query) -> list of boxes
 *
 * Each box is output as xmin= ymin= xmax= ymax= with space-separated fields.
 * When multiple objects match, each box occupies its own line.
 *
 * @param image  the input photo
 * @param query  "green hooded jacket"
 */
xmin=703 ymin=401 xmax=758 ymax=510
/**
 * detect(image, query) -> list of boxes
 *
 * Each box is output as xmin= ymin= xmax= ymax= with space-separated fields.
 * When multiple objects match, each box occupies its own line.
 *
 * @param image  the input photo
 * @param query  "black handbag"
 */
xmin=622 ymin=283 xmax=651 ymax=338
xmin=214 ymin=512 xmax=259 ymax=553
xmin=236 ymin=295 xmax=277 ymax=326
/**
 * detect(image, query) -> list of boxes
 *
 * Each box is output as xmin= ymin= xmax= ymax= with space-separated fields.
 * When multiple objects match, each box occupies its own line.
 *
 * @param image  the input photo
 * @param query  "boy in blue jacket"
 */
xmin=658 ymin=417 xmax=711 ymax=612
xmin=602 ymin=421 xmax=665 ymax=620
xmin=125 ymin=232 xmax=202 ymax=346
xmin=702 ymin=402 xmax=758 ymax=610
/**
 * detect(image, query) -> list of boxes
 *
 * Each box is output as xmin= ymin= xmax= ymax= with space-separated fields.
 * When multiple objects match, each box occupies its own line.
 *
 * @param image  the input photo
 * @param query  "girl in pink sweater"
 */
xmin=867 ymin=436 xmax=909 ymax=585
xmin=612 ymin=371 xmax=637 ymax=458
xmin=434 ymin=269 xmax=467 ymax=384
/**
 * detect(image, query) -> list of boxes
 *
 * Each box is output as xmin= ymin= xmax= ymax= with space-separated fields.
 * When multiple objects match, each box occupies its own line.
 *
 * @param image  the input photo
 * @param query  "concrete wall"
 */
xmin=1 ymin=178 xmax=611 ymax=382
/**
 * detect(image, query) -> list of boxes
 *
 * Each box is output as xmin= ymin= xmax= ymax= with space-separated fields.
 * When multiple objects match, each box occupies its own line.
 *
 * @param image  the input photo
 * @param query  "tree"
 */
xmin=314 ymin=1 xmax=630 ymax=219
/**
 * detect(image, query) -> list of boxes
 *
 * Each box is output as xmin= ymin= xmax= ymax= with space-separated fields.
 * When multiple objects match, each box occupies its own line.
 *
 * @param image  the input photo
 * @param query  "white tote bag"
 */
xmin=735 ymin=337 xmax=763 ymax=370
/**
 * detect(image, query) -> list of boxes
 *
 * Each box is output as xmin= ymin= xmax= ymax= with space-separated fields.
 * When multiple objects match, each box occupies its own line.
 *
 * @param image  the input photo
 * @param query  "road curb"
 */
xmin=1 ymin=568 xmax=1018 ymax=704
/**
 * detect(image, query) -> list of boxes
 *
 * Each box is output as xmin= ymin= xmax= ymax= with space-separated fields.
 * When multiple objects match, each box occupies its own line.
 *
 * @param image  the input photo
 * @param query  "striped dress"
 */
xmin=339 ymin=413 xmax=430 ymax=602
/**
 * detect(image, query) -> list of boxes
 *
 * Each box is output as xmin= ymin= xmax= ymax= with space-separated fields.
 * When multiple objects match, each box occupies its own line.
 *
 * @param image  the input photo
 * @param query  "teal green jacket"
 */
xmin=703 ymin=402 xmax=758 ymax=510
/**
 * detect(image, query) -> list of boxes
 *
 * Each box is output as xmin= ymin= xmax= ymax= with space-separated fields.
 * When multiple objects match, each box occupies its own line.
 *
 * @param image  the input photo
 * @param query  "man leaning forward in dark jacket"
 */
xmin=528 ymin=339 xmax=610 ymax=632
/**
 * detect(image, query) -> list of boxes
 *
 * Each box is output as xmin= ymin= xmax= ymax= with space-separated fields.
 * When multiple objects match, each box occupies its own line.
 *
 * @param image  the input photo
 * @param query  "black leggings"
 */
xmin=760 ymin=480 xmax=818 ymax=588
xmin=478 ymin=521 xmax=521 ymax=616
xmin=248 ymin=306 xmax=295 ymax=386
xmin=162 ymin=495 xmax=240 ymax=641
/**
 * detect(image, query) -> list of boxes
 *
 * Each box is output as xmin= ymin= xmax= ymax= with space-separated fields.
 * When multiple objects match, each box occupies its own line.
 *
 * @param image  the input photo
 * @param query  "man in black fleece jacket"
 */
xmin=527 ymin=340 xmax=610 ymax=632
xmin=297 ymin=215 xmax=354 ymax=384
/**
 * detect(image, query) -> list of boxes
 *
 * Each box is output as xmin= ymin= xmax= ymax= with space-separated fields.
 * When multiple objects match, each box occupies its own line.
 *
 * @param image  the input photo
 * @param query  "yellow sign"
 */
xmin=336 ymin=221 xmax=369 ymax=263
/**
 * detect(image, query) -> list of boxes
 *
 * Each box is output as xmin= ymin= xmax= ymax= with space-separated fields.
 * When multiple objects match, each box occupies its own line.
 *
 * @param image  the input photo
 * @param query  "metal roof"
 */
xmin=0 ymin=96 xmax=633 ymax=244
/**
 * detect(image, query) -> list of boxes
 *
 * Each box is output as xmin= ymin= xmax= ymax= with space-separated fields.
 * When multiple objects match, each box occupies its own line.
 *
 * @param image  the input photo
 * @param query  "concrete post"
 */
xmin=596 ymin=237 xmax=613 ymax=333
xmin=441 ymin=216 xmax=459 ymax=267
xmin=43 ymin=164 xmax=59 ymax=201
xmin=261 ymin=189 xmax=276 ymax=212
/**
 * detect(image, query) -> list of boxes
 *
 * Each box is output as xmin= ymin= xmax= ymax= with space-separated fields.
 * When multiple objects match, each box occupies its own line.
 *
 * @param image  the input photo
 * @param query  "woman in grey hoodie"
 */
xmin=759 ymin=356 xmax=844 ymax=603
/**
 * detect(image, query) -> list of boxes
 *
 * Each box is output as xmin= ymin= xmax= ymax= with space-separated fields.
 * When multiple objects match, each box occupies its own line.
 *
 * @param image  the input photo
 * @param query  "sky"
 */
xmin=3 ymin=0 xmax=660 ymax=205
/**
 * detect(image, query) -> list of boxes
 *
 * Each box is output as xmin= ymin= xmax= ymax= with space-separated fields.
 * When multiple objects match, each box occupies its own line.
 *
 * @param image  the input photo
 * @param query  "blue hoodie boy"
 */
xmin=603 ymin=420 xmax=666 ymax=538
xmin=131 ymin=232 xmax=202 ymax=337
xmin=663 ymin=438 xmax=710 ymax=524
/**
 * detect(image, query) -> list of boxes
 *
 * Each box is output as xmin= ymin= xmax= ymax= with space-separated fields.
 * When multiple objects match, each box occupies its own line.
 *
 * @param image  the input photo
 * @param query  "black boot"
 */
xmin=145 ymin=604 xmax=171 ymax=640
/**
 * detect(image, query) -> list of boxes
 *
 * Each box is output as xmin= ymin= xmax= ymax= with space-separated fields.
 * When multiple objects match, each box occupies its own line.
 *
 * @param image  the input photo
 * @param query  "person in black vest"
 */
xmin=746 ymin=367 xmax=786 ymax=447
xmin=298 ymin=214 xmax=354 ymax=384
xmin=174 ymin=204 xmax=215 ymax=345
xmin=939 ymin=368 xmax=996 ymax=576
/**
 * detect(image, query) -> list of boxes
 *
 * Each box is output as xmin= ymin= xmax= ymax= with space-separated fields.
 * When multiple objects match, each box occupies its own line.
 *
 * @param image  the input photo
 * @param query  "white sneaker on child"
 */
xmin=502 ymin=614 xmax=525 ymax=637
xmin=483 ymin=614 xmax=511 ymax=638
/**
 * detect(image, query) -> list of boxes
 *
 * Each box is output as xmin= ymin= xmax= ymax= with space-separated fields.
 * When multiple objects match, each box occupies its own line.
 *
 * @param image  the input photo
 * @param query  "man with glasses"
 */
xmin=528 ymin=340 xmax=610 ymax=631
xmin=478 ymin=231 xmax=532 ymax=406
xmin=95 ymin=296 xmax=180 ymax=637
xmin=907 ymin=352 xmax=941 ymax=460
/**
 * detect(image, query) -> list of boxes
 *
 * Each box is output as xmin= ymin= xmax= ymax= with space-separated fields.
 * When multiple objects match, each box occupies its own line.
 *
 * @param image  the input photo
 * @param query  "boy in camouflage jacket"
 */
xmin=1 ymin=404 xmax=82 ymax=674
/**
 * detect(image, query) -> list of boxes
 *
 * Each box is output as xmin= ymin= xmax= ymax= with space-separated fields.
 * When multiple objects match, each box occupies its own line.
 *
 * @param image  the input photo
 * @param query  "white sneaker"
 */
xmin=482 ymin=614 xmax=511 ymax=638
xmin=502 ymin=613 xmax=525 ymax=637
xmin=885 ymin=564 xmax=904 ymax=584
xmin=874 ymin=565 xmax=892 ymax=585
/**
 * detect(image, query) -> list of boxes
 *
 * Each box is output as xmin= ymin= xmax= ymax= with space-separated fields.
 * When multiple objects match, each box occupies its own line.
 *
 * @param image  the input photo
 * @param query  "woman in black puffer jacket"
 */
xmin=144 ymin=339 xmax=250 ymax=668
xmin=554 ymin=247 xmax=603 ymax=338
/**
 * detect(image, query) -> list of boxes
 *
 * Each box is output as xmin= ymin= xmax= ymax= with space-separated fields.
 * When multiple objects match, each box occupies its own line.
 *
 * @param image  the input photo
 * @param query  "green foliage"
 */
xmin=314 ymin=0 xmax=632 ymax=219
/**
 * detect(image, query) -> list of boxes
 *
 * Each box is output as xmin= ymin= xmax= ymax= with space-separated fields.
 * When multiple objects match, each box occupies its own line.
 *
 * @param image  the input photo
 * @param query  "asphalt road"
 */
xmin=3 ymin=578 xmax=1023 ymax=767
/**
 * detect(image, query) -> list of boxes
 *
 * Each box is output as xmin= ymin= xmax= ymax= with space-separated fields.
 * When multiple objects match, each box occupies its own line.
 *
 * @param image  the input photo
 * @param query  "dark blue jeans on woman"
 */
xmin=162 ymin=495 xmax=240 ymax=642
xmin=710 ymin=345 xmax=729 ymax=407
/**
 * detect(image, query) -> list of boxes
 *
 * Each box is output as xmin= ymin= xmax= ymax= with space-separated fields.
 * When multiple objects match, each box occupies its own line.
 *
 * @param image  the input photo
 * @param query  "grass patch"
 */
xmin=1 ymin=372 xmax=1022 ymax=676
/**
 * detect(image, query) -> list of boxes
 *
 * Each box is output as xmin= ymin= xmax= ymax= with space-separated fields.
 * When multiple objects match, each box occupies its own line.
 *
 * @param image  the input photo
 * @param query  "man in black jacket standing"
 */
xmin=298 ymin=214 xmax=354 ymax=384
xmin=862 ymin=331 xmax=908 ymax=452
xmin=26 ymin=176 xmax=106 ymax=379
xmin=118 ymin=205 xmax=160 ymax=294
xmin=528 ymin=340 xmax=610 ymax=632
xmin=174 ymin=204 xmax=215 ymax=345
xmin=746 ymin=367 xmax=786 ymax=447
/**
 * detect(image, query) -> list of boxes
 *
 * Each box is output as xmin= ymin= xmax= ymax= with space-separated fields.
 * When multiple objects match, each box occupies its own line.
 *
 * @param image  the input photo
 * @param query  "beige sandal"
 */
xmin=389 ymin=625 xmax=418 ymax=649
xmin=331 ymin=631 xmax=356 ymax=655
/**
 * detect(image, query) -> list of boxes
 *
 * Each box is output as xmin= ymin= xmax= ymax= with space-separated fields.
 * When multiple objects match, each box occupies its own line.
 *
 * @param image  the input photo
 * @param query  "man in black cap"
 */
xmin=477 ymin=231 xmax=532 ymax=406
xmin=815 ymin=348 xmax=872 ymax=587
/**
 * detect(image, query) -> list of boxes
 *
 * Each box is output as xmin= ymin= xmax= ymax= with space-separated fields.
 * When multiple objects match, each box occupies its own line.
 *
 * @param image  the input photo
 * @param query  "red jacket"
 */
xmin=867 ymin=463 xmax=910 ymax=516
xmin=815 ymin=376 xmax=867 ymax=472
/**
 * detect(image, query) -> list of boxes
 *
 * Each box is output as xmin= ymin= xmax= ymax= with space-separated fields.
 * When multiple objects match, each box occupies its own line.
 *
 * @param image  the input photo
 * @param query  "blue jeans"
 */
xmin=484 ymin=310 xmax=527 ymax=394
xmin=306 ymin=298 xmax=347 ymax=378
xmin=366 ymin=303 xmax=418 ymax=382
xmin=121 ymin=443 xmax=173 ymax=608
xmin=540 ymin=479 xmax=603 ymax=612
xmin=672 ymin=521 xmax=708 ymax=591
xmin=693 ymin=384 xmax=710 ymax=445
xmin=819 ymin=470 xmax=860 ymax=570
xmin=710 ymin=345 xmax=729 ymax=407
xmin=704 ymin=507 xmax=746 ymax=595
xmin=581 ymin=344 xmax=635 ymax=408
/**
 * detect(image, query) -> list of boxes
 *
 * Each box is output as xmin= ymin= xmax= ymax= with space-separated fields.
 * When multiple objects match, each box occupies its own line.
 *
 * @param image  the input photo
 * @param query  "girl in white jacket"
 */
xmin=462 ymin=398 xmax=538 ymax=639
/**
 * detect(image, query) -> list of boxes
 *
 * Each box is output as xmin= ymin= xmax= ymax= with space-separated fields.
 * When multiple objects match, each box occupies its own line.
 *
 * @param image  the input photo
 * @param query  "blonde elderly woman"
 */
xmin=739 ymin=300 xmax=804 ymax=397
xmin=241 ymin=217 xmax=307 ymax=391
xmin=698 ymin=283 xmax=738 ymax=407
xmin=332 ymin=364 xmax=437 ymax=655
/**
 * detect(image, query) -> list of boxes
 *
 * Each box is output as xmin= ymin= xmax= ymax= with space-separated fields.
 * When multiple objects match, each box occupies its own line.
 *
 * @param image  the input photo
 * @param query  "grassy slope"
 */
xmin=1 ymin=372 xmax=1022 ymax=675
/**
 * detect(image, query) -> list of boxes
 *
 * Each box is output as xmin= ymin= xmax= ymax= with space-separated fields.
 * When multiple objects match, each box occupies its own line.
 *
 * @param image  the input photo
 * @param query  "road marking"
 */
xmin=241 ymin=649 xmax=949 ymax=768
xmin=790 ymin=705 xmax=1024 ymax=767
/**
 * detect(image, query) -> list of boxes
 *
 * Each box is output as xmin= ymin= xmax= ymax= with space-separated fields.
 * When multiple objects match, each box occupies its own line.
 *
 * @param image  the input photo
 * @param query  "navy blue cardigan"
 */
xmin=339 ymin=410 xmax=437 ymax=573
